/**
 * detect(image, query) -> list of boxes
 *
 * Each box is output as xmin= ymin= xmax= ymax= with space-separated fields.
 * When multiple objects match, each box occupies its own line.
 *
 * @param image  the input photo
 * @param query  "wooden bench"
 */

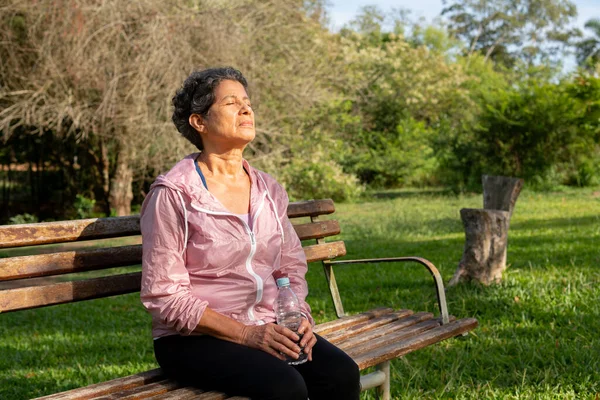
xmin=0 ymin=199 xmax=478 ymax=399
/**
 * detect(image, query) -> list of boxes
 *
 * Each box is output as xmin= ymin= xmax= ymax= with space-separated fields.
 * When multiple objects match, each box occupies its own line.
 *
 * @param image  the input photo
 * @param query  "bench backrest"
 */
xmin=0 ymin=199 xmax=344 ymax=313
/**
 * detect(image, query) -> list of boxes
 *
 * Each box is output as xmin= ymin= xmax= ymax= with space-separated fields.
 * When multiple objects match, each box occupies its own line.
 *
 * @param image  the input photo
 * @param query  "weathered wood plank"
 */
xmin=149 ymin=388 xmax=230 ymax=400
xmin=344 ymin=319 xmax=443 ymax=357
xmin=0 ymin=272 xmax=141 ymax=313
xmin=91 ymin=380 xmax=180 ymax=400
xmin=303 ymin=241 xmax=346 ymax=263
xmin=334 ymin=312 xmax=434 ymax=350
xmin=0 ymin=216 xmax=141 ymax=249
xmin=0 ymin=200 xmax=332 ymax=249
xmin=343 ymin=315 xmax=457 ymax=357
xmin=323 ymin=310 xmax=414 ymax=344
xmin=293 ymin=220 xmax=340 ymax=241
xmin=313 ymin=307 xmax=395 ymax=336
xmin=352 ymin=318 xmax=479 ymax=370
xmin=32 ymin=369 xmax=164 ymax=400
xmin=287 ymin=199 xmax=335 ymax=218
xmin=0 ymin=245 xmax=142 ymax=281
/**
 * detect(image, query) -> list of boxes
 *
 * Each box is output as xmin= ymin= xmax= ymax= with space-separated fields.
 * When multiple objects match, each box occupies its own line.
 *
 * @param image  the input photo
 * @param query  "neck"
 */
xmin=198 ymin=149 xmax=245 ymax=178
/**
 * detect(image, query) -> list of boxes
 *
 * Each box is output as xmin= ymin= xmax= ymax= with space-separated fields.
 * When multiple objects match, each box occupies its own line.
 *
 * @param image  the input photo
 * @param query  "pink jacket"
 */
xmin=140 ymin=154 xmax=313 ymax=338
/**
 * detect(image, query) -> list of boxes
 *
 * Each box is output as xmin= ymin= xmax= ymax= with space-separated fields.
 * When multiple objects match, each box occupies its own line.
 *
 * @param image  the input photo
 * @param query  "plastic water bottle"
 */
xmin=274 ymin=277 xmax=309 ymax=365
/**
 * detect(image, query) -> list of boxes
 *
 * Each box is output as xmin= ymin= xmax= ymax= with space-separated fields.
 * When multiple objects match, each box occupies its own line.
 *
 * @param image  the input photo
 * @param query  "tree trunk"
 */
xmin=450 ymin=175 xmax=524 ymax=286
xmin=109 ymin=147 xmax=133 ymax=216
xmin=482 ymin=175 xmax=524 ymax=218
xmin=100 ymin=139 xmax=111 ymax=216
xmin=449 ymin=209 xmax=510 ymax=286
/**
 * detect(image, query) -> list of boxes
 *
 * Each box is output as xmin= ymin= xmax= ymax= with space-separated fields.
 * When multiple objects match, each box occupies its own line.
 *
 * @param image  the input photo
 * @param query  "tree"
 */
xmin=442 ymin=0 xmax=579 ymax=67
xmin=0 ymin=0 xmax=340 ymax=216
xmin=335 ymin=17 xmax=476 ymax=186
xmin=576 ymin=18 xmax=600 ymax=69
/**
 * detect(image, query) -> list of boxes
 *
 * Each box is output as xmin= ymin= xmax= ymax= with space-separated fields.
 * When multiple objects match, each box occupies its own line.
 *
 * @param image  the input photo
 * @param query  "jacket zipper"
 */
xmin=190 ymin=192 xmax=268 ymax=323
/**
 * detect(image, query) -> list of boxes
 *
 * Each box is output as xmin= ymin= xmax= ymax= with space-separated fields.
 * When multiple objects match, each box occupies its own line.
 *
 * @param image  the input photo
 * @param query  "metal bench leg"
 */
xmin=376 ymin=361 xmax=391 ymax=400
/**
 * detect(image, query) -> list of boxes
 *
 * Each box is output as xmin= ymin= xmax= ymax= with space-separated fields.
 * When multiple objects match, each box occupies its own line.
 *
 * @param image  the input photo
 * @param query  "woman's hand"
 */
xmin=298 ymin=318 xmax=317 ymax=361
xmin=240 ymin=323 xmax=302 ymax=361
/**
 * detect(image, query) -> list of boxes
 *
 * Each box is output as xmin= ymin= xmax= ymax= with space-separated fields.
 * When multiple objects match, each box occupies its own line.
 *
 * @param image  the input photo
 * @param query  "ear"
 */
xmin=189 ymin=114 xmax=205 ymax=133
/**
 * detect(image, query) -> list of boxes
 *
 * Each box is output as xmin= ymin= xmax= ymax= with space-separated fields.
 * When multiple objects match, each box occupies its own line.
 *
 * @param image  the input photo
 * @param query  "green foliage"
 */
xmin=436 ymin=73 xmax=599 ymax=191
xmin=73 ymin=195 xmax=96 ymax=219
xmin=344 ymin=116 xmax=437 ymax=187
xmin=8 ymin=213 xmax=38 ymax=225
xmin=279 ymin=156 xmax=364 ymax=202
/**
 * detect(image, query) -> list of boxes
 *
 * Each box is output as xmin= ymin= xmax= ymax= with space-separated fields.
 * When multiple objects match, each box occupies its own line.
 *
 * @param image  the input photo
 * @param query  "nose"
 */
xmin=240 ymin=103 xmax=252 ymax=115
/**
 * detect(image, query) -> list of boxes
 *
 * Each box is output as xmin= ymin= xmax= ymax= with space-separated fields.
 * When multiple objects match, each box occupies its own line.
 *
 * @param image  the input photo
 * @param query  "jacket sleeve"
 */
xmin=272 ymin=187 xmax=315 ymax=326
xmin=140 ymin=186 xmax=208 ymax=335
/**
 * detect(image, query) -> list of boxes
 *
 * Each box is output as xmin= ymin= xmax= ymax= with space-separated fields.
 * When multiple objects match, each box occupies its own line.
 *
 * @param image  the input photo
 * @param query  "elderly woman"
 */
xmin=140 ymin=67 xmax=360 ymax=400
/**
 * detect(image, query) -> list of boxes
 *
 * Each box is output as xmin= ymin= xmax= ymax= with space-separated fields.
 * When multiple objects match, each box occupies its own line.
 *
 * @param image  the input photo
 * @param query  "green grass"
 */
xmin=1 ymin=187 xmax=599 ymax=399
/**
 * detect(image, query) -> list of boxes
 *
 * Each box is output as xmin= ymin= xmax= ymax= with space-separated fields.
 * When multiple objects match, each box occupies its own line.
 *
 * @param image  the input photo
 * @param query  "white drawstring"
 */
xmin=257 ymin=174 xmax=285 ymax=244
xmin=177 ymin=191 xmax=189 ymax=256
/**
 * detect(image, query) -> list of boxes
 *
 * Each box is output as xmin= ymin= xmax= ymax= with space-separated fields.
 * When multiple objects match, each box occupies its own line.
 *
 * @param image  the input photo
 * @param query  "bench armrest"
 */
xmin=324 ymin=257 xmax=450 ymax=324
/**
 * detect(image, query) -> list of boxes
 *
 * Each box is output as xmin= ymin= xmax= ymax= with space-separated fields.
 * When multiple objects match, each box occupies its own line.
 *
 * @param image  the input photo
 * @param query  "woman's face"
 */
xmin=195 ymin=79 xmax=255 ymax=150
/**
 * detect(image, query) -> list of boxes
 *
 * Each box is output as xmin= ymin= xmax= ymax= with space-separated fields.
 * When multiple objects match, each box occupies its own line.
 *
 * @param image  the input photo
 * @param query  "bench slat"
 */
xmin=352 ymin=318 xmax=479 ymax=370
xmin=32 ymin=369 xmax=164 ymax=400
xmin=303 ymin=241 xmax=346 ymax=263
xmin=0 ymin=245 xmax=142 ymax=281
xmin=313 ymin=307 xmax=395 ymax=336
xmin=344 ymin=319 xmax=444 ymax=357
xmin=0 ymin=216 xmax=140 ymax=249
xmin=148 ymin=388 xmax=222 ymax=399
xmin=0 ymin=242 xmax=342 ymax=308
xmin=0 ymin=200 xmax=333 ymax=249
xmin=0 ymin=240 xmax=339 ymax=284
xmin=91 ymin=380 xmax=180 ymax=400
xmin=334 ymin=312 xmax=435 ymax=349
xmin=293 ymin=220 xmax=340 ymax=241
xmin=323 ymin=310 xmax=414 ymax=344
xmin=0 ymin=272 xmax=141 ymax=313
xmin=287 ymin=199 xmax=335 ymax=218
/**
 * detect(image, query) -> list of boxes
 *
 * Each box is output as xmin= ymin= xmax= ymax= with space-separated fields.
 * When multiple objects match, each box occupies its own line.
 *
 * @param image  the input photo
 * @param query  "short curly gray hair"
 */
xmin=172 ymin=67 xmax=248 ymax=150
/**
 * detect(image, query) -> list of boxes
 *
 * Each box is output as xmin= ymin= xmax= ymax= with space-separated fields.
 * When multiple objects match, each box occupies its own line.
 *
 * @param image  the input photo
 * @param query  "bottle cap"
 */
xmin=276 ymin=277 xmax=290 ymax=287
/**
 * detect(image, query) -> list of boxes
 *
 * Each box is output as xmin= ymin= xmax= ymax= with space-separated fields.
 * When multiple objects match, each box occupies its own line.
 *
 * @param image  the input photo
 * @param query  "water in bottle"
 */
xmin=274 ymin=277 xmax=309 ymax=365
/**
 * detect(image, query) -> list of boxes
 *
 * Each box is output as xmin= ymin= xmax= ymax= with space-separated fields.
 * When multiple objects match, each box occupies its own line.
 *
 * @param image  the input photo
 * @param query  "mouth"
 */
xmin=239 ymin=122 xmax=254 ymax=127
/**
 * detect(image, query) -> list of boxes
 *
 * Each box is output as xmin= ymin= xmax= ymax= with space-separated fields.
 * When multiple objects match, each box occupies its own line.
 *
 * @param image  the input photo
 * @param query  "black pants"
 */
xmin=154 ymin=333 xmax=361 ymax=400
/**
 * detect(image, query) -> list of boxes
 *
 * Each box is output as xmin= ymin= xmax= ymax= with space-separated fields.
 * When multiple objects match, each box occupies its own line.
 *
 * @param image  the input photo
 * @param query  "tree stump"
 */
xmin=449 ymin=175 xmax=524 ymax=286
xmin=449 ymin=209 xmax=510 ymax=286
xmin=482 ymin=175 xmax=524 ymax=218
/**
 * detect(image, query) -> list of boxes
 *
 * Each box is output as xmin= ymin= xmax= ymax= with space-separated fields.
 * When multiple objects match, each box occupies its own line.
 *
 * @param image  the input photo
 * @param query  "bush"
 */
xmin=8 ymin=213 xmax=38 ymax=225
xmin=345 ymin=116 xmax=438 ymax=188
xmin=73 ymin=194 xmax=96 ymax=219
xmin=279 ymin=158 xmax=364 ymax=202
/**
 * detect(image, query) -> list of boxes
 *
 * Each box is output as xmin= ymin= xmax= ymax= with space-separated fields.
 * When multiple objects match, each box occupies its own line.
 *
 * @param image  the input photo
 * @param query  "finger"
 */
xmin=299 ymin=329 xmax=313 ymax=347
xmin=304 ymin=335 xmax=317 ymax=353
xmin=297 ymin=318 xmax=310 ymax=334
xmin=272 ymin=339 xmax=300 ymax=359
xmin=275 ymin=333 xmax=302 ymax=354
xmin=264 ymin=346 xmax=285 ymax=361
xmin=307 ymin=343 xmax=314 ymax=361
xmin=274 ymin=325 xmax=300 ymax=342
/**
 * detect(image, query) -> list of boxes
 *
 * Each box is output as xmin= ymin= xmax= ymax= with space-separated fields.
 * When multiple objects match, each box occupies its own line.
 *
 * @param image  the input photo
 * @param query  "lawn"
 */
xmin=1 ymin=187 xmax=599 ymax=399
